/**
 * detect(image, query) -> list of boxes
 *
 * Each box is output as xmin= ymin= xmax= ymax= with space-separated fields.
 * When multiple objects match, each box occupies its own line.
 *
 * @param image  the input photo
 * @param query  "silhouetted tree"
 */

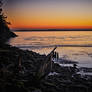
xmin=0 ymin=0 xmax=10 ymax=33
xmin=0 ymin=0 xmax=16 ymax=43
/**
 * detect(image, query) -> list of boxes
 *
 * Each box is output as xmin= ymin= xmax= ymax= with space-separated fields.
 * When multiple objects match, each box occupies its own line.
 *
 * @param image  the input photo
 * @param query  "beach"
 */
xmin=0 ymin=43 xmax=92 ymax=92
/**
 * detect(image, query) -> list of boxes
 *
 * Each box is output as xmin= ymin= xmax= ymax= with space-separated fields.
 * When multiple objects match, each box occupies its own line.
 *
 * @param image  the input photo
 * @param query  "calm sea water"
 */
xmin=8 ymin=31 xmax=92 ymax=67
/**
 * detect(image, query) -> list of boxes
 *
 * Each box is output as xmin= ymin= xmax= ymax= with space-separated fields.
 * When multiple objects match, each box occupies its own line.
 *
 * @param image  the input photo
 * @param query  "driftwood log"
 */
xmin=36 ymin=46 xmax=57 ymax=80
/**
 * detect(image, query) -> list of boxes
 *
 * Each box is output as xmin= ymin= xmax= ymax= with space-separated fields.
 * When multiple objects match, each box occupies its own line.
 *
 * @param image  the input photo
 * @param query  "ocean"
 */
xmin=8 ymin=31 xmax=92 ymax=68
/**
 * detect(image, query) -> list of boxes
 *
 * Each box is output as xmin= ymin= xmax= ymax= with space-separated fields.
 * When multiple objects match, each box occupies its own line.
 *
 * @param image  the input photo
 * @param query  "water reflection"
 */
xmin=9 ymin=31 xmax=92 ymax=65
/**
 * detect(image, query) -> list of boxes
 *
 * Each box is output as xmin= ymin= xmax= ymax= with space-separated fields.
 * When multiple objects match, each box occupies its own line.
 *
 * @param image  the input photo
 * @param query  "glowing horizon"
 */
xmin=4 ymin=0 xmax=92 ymax=29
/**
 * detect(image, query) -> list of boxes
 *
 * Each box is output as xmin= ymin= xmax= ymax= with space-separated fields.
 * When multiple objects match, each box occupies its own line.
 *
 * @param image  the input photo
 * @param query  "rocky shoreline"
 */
xmin=0 ymin=43 xmax=92 ymax=92
xmin=0 ymin=25 xmax=92 ymax=92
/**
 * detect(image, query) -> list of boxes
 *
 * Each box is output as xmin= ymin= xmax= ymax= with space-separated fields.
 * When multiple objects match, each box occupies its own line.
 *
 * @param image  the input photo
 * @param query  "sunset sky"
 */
xmin=3 ymin=0 xmax=92 ymax=29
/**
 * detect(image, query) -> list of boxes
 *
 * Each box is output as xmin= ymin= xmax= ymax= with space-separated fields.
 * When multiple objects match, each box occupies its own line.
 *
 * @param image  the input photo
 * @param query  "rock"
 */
xmin=32 ymin=89 xmax=42 ymax=92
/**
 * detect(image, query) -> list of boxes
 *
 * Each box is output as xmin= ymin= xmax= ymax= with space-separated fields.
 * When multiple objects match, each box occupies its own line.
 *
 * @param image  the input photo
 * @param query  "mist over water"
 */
xmin=9 ymin=31 xmax=92 ymax=67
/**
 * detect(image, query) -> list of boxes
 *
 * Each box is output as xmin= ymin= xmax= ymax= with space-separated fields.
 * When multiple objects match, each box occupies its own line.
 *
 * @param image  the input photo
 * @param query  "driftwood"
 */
xmin=36 ymin=46 xmax=57 ymax=80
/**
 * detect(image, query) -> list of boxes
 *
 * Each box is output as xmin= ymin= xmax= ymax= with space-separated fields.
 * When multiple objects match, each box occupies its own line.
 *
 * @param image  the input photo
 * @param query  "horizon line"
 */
xmin=12 ymin=28 xmax=92 ymax=31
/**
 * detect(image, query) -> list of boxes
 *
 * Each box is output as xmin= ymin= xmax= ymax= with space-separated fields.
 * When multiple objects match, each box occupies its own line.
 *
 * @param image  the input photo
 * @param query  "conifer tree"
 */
xmin=0 ymin=0 xmax=16 ymax=43
xmin=0 ymin=0 xmax=10 ymax=33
